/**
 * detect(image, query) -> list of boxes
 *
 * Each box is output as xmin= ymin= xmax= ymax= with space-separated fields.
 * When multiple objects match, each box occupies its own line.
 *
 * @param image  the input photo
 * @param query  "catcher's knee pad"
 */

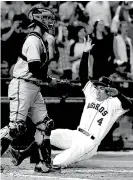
xmin=36 ymin=116 xmax=54 ymax=136
xmin=44 ymin=117 xmax=54 ymax=136
xmin=8 ymin=120 xmax=27 ymax=138
xmin=35 ymin=116 xmax=54 ymax=146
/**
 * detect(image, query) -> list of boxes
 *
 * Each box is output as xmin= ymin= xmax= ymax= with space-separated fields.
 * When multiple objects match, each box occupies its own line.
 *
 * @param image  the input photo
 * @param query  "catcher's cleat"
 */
xmin=34 ymin=162 xmax=50 ymax=173
xmin=50 ymin=160 xmax=61 ymax=171
xmin=9 ymin=147 xmax=23 ymax=166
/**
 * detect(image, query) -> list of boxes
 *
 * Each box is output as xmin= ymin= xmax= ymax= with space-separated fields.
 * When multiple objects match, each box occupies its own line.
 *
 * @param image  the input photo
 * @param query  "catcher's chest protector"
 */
xmin=19 ymin=32 xmax=49 ymax=71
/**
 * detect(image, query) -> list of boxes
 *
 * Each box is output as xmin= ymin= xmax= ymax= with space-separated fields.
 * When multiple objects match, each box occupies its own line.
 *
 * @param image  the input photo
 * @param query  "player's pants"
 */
xmin=50 ymin=129 xmax=98 ymax=167
xmin=7 ymin=78 xmax=52 ymax=166
xmin=8 ymin=78 xmax=47 ymax=125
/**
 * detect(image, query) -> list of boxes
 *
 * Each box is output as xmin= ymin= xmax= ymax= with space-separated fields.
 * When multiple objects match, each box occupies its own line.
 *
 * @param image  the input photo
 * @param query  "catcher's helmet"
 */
xmin=28 ymin=5 xmax=55 ymax=35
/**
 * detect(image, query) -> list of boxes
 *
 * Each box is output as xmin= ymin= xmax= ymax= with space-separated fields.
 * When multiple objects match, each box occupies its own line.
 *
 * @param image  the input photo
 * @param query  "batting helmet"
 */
xmin=93 ymin=76 xmax=115 ymax=88
xmin=93 ymin=76 xmax=119 ymax=96
xmin=28 ymin=5 xmax=55 ymax=35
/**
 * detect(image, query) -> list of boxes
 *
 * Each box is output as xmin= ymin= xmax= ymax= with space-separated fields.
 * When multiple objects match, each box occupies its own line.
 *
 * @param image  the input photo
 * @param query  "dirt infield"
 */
xmin=1 ymin=151 xmax=133 ymax=180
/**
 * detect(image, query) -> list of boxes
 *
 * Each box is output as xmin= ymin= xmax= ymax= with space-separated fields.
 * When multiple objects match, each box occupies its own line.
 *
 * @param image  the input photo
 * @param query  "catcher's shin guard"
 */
xmin=31 ymin=117 xmax=54 ymax=172
xmin=30 ymin=139 xmax=52 ymax=165
xmin=34 ymin=139 xmax=51 ymax=173
xmin=39 ymin=139 xmax=52 ymax=167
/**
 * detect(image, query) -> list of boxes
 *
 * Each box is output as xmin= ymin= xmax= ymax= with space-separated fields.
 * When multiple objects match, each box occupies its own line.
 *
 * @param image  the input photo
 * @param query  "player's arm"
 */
xmin=105 ymin=86 xmax=132 ymax=110
xmin=79 ymin=35 xmax=94 ymax=88
xmin=28 ymin=61 xmax=52 ymax=82
xmin=26 ymin=37 xmax=52 ymax=82
xmin=79 ymin=51 xmax=90 ymax=88
xmin=117 ymin=93 xmax=132 ymax=110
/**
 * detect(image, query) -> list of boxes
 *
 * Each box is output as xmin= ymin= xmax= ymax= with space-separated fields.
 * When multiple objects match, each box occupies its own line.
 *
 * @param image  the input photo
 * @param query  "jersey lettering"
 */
xmin=87 ymin=102 xmax=108 ymax=116
xmin=97 ymin=118 xmax=103 ymax=126
xmin=99 ymin=107 xmax=104 ymax=113
xmin=102 ymin=111 xmax=108 ymax=116
xmin=95 ymin=104 xmax=100 ymax=110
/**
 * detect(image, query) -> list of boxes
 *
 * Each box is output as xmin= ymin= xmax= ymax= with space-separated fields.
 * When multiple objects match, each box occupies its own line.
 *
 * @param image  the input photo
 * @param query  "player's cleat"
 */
xmin=9 ymin=147 xmax=23 ymax=166
xmin=51 ymin=164 xmax=61 ymax=171
xmin=34 ymin=162 xmax=50 ymax=173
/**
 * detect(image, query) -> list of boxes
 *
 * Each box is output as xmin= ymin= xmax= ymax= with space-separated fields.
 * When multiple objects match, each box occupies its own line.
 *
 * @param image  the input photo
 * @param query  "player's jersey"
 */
xmin=13 ymin=33 xmax=49 ymax=81
xmin=78 ymin=81 xmax=127 ymax=143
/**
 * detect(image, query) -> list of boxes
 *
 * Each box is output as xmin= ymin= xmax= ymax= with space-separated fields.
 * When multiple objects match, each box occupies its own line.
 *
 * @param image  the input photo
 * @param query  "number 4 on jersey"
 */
xmin=97 ymin=118 xmax=103 ymax=126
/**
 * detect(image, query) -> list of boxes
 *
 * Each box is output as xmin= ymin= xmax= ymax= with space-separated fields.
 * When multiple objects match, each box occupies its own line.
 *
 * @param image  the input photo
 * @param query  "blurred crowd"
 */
xmin=1 ymin=1 xmax=133 ymax=82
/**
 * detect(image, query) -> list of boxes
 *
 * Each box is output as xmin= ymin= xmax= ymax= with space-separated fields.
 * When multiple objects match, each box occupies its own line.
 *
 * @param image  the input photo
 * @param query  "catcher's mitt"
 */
xmin=56 ymin=79 xmax=75 ymax=102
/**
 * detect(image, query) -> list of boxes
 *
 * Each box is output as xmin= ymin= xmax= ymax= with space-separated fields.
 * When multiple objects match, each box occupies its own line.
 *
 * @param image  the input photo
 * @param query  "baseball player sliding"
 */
xmin=50 ymin=36 xmax=132 ymax=169
xmin=0 ymin=5 xmax=57 ymax=173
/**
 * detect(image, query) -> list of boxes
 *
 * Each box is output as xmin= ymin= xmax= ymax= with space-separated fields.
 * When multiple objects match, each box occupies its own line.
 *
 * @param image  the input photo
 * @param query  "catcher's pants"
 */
xmin=50 ymin=129 xmax=98 ymax=167
xmin=8 ymin=78 xmax=47 ymax=124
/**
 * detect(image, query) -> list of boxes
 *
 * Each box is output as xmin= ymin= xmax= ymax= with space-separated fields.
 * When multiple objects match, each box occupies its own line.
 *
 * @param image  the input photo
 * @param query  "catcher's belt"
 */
xmin=13 ymin=77 xmax=42 ymax=86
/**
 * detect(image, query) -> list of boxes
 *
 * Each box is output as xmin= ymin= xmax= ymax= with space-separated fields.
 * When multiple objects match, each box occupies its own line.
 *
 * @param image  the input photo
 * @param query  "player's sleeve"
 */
xmin=112 ymin=97 xmax=129 ymax=117
xmin=82 ymin=81 xmax=96 ymax=97
xmin=79 ymin=51 xmax=90 ymax=88
xmin=116 ymin=93 xmax=132 ymax=110
xmin=26 ymin=36 xmax=41 ymax=63
xmin=25 ymin=37 xmax=48 ymax=80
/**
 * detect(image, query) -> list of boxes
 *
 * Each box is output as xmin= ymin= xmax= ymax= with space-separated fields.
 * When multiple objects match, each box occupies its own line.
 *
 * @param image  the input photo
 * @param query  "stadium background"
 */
xmin=1 ymin=1 xmax=133 ymax=151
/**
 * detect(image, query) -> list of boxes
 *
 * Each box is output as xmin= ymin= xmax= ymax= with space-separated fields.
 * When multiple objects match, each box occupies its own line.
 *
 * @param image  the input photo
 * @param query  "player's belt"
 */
xmin=78 ymin=128 xmax=95 ymax=140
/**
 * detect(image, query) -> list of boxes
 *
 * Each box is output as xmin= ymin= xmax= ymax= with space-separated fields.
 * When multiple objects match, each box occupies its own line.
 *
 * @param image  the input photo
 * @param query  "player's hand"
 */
xmin=105 ymin=87 xmax=119 ymax=97
xmin=83 ymin=35 xmax=95 ymax=53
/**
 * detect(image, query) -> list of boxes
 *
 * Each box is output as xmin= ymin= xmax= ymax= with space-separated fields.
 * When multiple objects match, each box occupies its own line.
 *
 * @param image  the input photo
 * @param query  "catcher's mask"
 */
xmin=28 ymin=6 xmax=56 ymax=35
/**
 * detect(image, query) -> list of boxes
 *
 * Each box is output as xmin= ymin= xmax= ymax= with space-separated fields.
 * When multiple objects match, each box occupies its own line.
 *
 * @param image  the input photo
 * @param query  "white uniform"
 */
xmin=50 ymin=80 xmax=127 ymax=167
xmin=8 ymin=34 xmax=48 ymax=125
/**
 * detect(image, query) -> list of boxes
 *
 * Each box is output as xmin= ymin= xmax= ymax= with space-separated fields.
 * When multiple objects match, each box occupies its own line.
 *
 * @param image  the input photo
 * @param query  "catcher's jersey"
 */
xmin=13 ymin=33 xmax=48 ymax=81
xmin=78 ymin=81 xmax=127 ymax=143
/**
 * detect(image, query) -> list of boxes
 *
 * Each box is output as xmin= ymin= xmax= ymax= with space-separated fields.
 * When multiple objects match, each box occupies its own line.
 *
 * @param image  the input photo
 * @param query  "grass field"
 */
xmin=1 ymin=150 xmax=133 ymax=180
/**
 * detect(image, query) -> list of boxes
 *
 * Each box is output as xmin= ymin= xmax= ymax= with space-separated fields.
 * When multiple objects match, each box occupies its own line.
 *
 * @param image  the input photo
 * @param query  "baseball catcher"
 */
xmin=0 ymin=5 xmax=57 ymax=173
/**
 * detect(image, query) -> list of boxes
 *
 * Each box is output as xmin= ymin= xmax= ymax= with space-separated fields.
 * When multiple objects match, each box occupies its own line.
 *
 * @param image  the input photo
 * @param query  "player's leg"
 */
xmin=6 ymin=79 xmax=41 ymax=167
xmin=8 ymin=90 xmax=53 ymax=170
xmin=53 ymin=130 xmax=95 ymax=167
xmin=9 ymin=116 xmax=54 ymax=168
xmin=31 ymin=91 xmax=54 ymax=172
xmin=73 ymin=144 xmax=98 ymax=163
xmin=1 ymin=79 xmax=28 ymax=156
xmin=50 ymin=129 xmax=73 ymax=150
